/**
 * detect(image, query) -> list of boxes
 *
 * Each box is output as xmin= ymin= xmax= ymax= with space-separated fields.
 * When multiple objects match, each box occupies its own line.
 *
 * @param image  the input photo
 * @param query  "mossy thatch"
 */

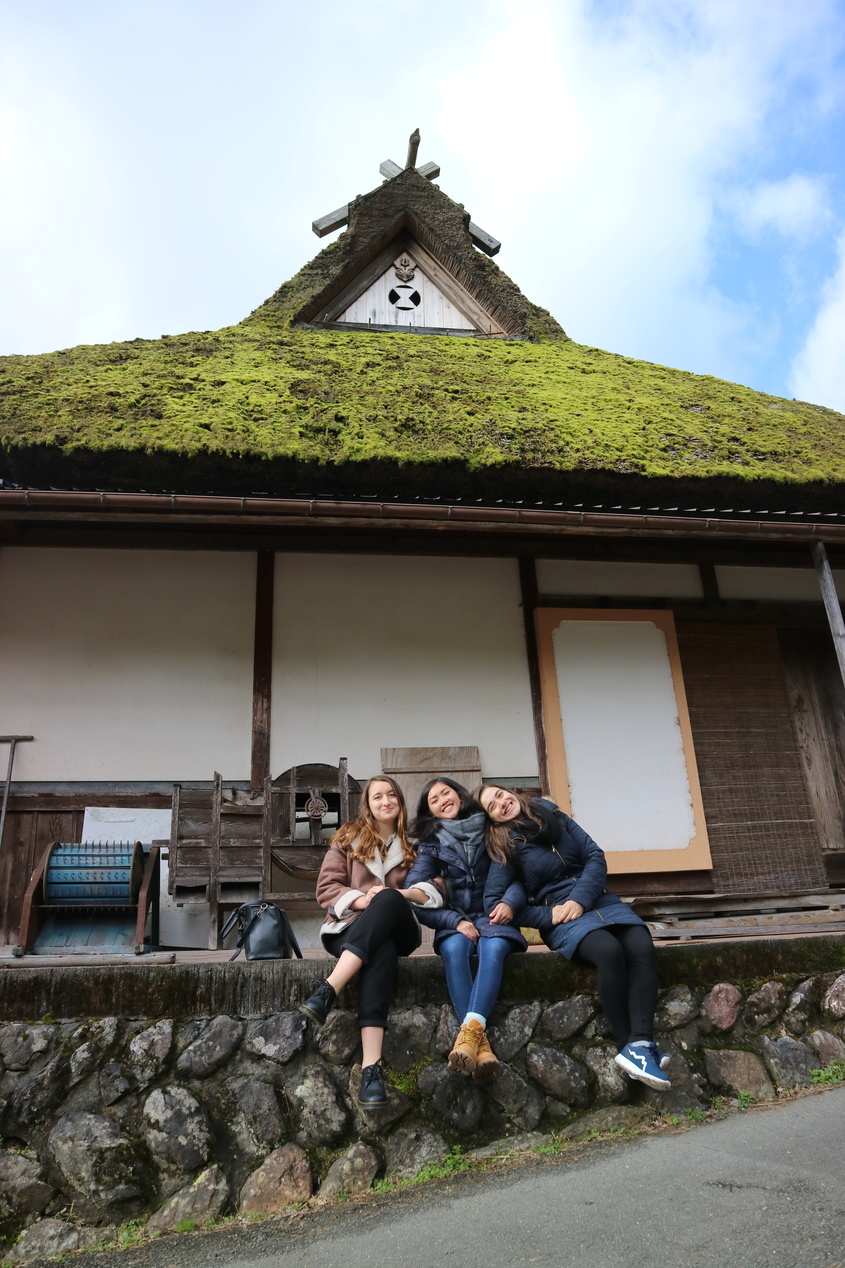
xmin=2 ymin=303 xmax=845 ymax=507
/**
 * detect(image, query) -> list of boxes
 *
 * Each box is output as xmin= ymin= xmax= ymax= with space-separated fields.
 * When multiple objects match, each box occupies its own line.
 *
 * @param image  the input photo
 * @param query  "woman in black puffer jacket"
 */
xmin=479 ymin=786 xmax=671 ymax=1093
xmin=405 ymin=777 xmax=526 ymax=1083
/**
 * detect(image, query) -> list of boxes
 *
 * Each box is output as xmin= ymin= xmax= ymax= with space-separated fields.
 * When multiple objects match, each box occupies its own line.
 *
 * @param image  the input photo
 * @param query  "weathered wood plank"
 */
xmin=251 ymin=550 xmax=274 ymax=789
xmin=312 ymin=205 xmax=349 ymax=237
xmin=813 ymin=541 xmax=845 ymax=692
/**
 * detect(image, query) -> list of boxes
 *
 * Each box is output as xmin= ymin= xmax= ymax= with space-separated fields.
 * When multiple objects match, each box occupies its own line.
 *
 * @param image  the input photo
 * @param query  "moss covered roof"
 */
xmin=2 ymin=166 xmax=845 ymax=509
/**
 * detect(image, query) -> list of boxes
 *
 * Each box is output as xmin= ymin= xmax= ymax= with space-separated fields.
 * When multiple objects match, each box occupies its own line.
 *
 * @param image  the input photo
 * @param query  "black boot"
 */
xmin=358 ymin=1060 xmax=388 ymax=1106
xmin=299 ymin=979 xmax=337 ymax=1026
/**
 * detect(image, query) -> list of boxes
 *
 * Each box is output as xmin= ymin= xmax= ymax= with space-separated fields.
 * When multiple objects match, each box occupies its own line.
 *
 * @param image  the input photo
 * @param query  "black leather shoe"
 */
xmin=358 ymin=1061 xmax=388 ymax=1106
xmin=299 ymin=979 xmax=336 ymax=1026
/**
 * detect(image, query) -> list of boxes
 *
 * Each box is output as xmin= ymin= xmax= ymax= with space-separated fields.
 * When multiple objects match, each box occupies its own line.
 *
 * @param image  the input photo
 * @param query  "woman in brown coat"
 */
xmin=300 ymin=776 xmax=442 ymax=1106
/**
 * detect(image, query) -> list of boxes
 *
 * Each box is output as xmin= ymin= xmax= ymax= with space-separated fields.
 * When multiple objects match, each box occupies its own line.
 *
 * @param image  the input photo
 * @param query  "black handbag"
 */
xmin=221 ymin=901 xmax=303 ymax=962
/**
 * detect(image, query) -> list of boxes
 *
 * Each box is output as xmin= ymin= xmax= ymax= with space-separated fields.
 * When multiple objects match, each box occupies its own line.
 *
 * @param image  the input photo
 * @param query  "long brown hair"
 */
xmin=472 ymin=786 xmax=542 ymax=866
xmin=331 ymin=776 xmax=415 ymax=867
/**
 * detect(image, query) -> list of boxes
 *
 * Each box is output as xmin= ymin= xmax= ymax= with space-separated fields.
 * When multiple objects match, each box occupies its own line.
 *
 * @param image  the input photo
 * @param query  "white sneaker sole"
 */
xmin=614 ymin=1051 xmax=672 ymax=1090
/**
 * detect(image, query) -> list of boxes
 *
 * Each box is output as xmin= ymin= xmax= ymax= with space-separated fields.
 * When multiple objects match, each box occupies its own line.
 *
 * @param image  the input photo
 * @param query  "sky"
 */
xmin=1 ymin=0 xmax=844 ymax=411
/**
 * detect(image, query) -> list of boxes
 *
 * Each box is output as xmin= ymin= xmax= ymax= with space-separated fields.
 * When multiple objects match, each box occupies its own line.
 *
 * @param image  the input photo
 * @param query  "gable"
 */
xmin=308 ymin=237 xmax=507 ymax=335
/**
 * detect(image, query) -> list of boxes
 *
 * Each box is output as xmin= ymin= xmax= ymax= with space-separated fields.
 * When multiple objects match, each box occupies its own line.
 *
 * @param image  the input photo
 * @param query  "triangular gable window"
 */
xmin=312 ymin=238 xmax=506 ymax=336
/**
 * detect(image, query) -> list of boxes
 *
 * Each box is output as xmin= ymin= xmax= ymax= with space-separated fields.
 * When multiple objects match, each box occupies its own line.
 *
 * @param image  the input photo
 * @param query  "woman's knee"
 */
xmin=578 ymin=929 xmax=626 ymax=972
xmin=440 ymin=932 xmax=473 ymax=965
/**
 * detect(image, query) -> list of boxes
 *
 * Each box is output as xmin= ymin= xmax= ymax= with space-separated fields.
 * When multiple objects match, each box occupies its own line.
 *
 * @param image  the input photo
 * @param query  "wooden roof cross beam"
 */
xmin=311 ymin=130 xmax=501 ymax=256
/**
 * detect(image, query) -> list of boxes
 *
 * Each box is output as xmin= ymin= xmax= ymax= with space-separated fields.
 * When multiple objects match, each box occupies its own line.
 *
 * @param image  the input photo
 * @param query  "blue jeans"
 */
xmin=439 ymin=932 xmax=512 ymax=1021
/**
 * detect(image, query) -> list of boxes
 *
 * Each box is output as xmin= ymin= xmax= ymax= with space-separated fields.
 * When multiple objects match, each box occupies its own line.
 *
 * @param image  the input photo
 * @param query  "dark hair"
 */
xmin=411 ymin=777 xmax=476 ymax=842
xmin=472 ymin=785 xmax=542 ymax=866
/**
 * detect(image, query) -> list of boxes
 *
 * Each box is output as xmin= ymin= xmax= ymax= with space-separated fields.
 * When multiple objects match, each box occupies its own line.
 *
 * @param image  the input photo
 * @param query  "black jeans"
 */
xmin=573 ymin=924 xmax=658 ymax=1048
xmin=323 ymin=888 xmax=420 ymax=1029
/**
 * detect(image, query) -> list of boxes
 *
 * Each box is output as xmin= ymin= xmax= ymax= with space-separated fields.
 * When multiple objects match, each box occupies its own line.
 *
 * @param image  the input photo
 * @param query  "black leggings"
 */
xmin=323 ymin=888 xmax=419 ymax=1030
xmin=573 ymin=924 xmax=658 ymax=1048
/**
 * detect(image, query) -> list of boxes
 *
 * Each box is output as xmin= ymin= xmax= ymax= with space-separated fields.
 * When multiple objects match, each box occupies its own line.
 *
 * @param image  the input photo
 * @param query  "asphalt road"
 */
xmin=63 ymin=1087 xmax=845 ymax=1268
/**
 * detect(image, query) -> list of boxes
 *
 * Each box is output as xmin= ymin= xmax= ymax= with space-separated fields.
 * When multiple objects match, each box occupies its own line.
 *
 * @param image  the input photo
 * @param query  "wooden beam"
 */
xmin=469 ymin=222 xmax=501 ymax=256
xmin=312 ymin=205 xmax=348 ymax=238
xmin=813 ymin=541 xmax=845 ymax=694
xmin=518 ymin=557 xmax=550 ymax=795
xmin=698 ymin=562 xmax=720 ymax=599
xmin=251 ymin=550 xmax=275 ymax=790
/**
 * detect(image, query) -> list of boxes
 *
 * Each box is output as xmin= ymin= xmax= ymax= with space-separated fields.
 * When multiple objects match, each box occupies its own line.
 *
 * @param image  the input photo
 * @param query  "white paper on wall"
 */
xmin=552 ymin=620 xmax=696 ymax=852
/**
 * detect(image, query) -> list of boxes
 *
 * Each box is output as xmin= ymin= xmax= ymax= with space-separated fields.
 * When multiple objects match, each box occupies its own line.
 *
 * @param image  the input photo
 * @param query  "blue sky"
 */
xmin=2 ymin=0 xmax=844 ymax=411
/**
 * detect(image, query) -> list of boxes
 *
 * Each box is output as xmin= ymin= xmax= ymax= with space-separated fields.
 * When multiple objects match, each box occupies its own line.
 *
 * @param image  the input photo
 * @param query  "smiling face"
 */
xmin=367 ymin=779 xmax=400 ymax=829
xmin=479 ymin=785 xmax=521 ymax=823
xmin=427 ymin=781 xmax=461 ymax=820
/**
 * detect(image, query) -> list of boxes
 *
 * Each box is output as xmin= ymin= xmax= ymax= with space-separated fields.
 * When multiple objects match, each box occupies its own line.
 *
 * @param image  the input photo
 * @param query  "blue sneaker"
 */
xmin=615 ymin=1042 xmax=672 ymax=1090
xmin=652 ymin=1043 xmax=671 ymax=1071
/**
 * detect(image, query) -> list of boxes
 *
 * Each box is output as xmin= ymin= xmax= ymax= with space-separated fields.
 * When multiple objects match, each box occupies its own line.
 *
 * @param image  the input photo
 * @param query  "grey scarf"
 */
xmin=433 ymin=811 xmax=487 ymax=868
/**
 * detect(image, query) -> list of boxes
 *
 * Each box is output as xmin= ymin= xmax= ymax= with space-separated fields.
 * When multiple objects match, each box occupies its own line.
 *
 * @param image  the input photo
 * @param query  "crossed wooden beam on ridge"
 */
xmin=312 ymin=129 xmax=501 ymax=257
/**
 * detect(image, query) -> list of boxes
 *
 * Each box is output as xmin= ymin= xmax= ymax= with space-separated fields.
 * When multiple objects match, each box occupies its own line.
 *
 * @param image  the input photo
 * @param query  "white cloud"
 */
xmin=730 ymin=175 xmax=832 ymax=241
xmin=435 ymin=0 xmax=845 ymax=384
xmin=790 ymin=227 xmax=845 ymax=412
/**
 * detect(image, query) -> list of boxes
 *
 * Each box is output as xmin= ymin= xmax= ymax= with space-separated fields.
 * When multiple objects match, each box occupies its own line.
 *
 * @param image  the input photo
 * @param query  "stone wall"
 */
xmin=1 ymin=939 xmax=845 ymax=1260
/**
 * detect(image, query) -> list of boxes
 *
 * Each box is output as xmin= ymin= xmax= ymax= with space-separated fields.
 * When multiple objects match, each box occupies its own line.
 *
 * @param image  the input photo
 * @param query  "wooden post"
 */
xmin=208 ymin=771 xmax=222 ymax=951
xmin=813 ymin=541 xmax=845 ymax=692
xmin=251 ymin=551 xmax=275 ymax=790
xmin=518 ymin=557 xmax=550 ymax=795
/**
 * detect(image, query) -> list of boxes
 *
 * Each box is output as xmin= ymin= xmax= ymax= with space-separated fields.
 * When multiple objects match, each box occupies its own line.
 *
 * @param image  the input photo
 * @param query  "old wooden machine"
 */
xmin=168 ymin=759 xmax=361 ymax=948
xmin=15 ymin=840 xmax=161 ymax=956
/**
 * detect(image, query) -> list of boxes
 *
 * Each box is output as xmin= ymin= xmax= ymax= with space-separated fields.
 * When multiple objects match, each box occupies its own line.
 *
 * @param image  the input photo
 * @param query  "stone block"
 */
xmin=807 ymin=1029 xmax=845 ymax=1066
xmin=417 ymin=1062 xmax=485 ymax=1132
xmin=488 ymin=1003 xmax=542 ymax=1062
xmin=239 ymin=1145 xmax=312 ymax=1216
xmin=699 ymin=983 xmax=742 ymax=1033
xmin=11 ymin=1217 xmax=111 ymax=1262
xmin=282 ymin=1059 xmax=348 ymax=1146
xmin=484 ymin=1063 xmax=544 ymax=1130
xmin=0 ymin=1025 xmax=56 ymax=1072
xmin=244 ymin=1012 xmax=306 ymax=1065
xmin=317 ymin=1011 xmax=360 ymax=1065
xmin=381 ymin=1007 xmax=438 ymax=1071
xmin=176 ymin=1016 xmax=244 ymax=1079
xmin=147 ymin=1164 xmax=229 ymax=1233
xmin=126 ymin=1020 xmax=173 ymax=1089
xmin=319 ymin=1143 xmax=381 ymax=1199
xmin=539 ymin=996 xmax=597 ymax=1042
xmin=743 ymin=981 xmax=788 ymax=1034
xmin=469 ymin=1131 xmax=549 ymax=1158
xmin=655 ymin=986 xmax=699 ymax=1030
xmin=759 ymin=1036 xmax=816 ymax=1088
xmin=525 ymin=1044 xmax=590 ymax=1106
xmin=142 ymin=1086 xmax=213 ymax=1172
xmin=211 ymin=1075 xmax=286 ymax=1160
xmin=783 ymin=977 xmax=818 ymax=1035
xmin=434 ymin=1005 xmax=460 ymax=1057
xmin=565 ymin=1105 xmax=653 ymax=1136
xmin=584 ymin=1045 xmax=629 ymax=1104
xmin=385 ymin=1127 xmax=447 ymax=1179
xmin=48 ymin=1113 xmax=145 ymax=1207
xmin=704 ymin=1049 xmax=774 ymax=1101
xmin=0 ymin=1151 xmax=55 ymax=1213
xmin=822 ymin=973 xmax=845 ymax=1020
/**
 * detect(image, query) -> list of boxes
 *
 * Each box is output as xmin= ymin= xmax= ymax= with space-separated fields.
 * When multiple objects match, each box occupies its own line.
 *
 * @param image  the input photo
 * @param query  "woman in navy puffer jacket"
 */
xmin=479 ymin=787 xmax=671 ymax=1093
xmin=405 ymin=777 xmax=526 ymax=1083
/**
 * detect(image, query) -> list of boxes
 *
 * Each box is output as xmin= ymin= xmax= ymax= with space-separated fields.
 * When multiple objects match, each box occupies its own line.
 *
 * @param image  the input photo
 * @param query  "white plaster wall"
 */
xmin=0 ymin=548 xmax=254 ymax=781
xmin=271 ymin=554 xmax=537 ymax=780
xmin=536 ymin=559 xmax=703 ymax=598
xmin=715 ymin=565 xmax=845 ymax=601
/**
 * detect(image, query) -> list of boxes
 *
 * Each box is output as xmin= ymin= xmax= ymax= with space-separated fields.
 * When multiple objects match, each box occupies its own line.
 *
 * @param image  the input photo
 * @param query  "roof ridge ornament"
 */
xmin=311 ymin=130 xmax=501 ymax=256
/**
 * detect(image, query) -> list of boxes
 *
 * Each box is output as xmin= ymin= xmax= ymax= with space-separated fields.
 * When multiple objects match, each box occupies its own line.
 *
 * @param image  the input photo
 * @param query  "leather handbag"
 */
xmin=221 ymin=901 xmax=303 ymax=961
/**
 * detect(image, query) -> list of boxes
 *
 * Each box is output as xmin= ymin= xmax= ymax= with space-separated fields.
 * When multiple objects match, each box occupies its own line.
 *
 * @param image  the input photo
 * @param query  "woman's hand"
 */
xmin=352 ymin=886 xmax=386 ymax=911
xmin=488 ymin=902 xmax=514 ymax=925
xmin=551 ymin=900 xmax=584 ymax=925
xmin=456 ymin=919 xmax=480 ymax=942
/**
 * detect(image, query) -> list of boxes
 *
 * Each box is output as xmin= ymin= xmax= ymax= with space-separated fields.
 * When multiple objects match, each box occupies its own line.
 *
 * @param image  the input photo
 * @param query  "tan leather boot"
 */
xmin=447 ymin=1018 xmax=484 ymax=1076
xmin=472 ymin=1029 xmax=500 ymax=1083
